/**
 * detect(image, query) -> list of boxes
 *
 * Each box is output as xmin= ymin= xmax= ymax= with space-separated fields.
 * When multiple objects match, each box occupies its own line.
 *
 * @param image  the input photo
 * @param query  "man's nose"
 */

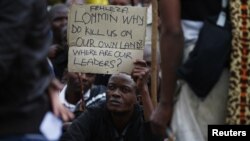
xmin=60 ymin=18 xmax=67 ymax=27
xmin=111 ymin=89 xmax=121 ymax=98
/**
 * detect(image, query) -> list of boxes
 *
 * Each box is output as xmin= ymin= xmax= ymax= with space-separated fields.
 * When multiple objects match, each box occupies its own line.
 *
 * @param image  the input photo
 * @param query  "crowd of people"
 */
xmin=0 ymin=0 xmax=235 ymax=141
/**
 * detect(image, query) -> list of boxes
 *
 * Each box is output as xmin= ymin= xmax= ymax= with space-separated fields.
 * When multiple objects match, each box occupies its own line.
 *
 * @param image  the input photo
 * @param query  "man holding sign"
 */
xmin=60 ymin=59 xmax=162 ymax=141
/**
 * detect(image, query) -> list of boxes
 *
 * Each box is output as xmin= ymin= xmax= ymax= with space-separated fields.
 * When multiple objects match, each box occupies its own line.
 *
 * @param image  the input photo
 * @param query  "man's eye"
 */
xmin=121 ymin=87 xmax=130 ymax=93
xmin=108 ymin=85 xmax=115 ymax=90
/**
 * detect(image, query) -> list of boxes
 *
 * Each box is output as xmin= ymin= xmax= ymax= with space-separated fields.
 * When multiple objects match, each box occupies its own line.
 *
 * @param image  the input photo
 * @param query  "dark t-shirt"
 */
xmin=181 ymin=0 xmax=222 ymax=21
xmin=61 ymin=104 xmax=162 ymax=141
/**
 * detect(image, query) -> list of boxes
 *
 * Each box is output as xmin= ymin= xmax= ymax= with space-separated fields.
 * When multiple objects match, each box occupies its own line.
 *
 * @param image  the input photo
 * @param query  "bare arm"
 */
xmin=132 ymin=59 xmax=154 ymax=121
xmin=48 ymin=78 xmax=74 ymax=121
xmin=150 ymin=0 xmax=184 ymax=136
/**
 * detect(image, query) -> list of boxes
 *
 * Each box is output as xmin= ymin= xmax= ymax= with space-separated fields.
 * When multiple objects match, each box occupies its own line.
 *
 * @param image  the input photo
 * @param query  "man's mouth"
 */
xmin=109 ymin=99 xmax=121 ymax=106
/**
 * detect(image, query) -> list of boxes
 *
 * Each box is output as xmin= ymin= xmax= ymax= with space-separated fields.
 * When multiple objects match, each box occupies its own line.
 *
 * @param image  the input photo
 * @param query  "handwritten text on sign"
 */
xmin=68 ymin=47 xmax=143 ymax=74
xmin=67 ymin=5 xmax=147 ymax=74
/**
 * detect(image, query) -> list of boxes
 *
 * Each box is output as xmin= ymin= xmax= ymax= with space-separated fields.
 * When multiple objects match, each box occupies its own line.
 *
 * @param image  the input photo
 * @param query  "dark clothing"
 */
xmin=178 ymin=0 xmax=231 ymax=98
xmin=61 ymin=104 xmax=161 ymax=141
xmin=51 ymin=47 xmax=68 ymax=80
xmin=0 ymin=0 xmax=51 ymax=135
xmin=94 ymin=74 xmax=111 ymax=86
xmin=181 ymin=0 xmax=221 ymax=21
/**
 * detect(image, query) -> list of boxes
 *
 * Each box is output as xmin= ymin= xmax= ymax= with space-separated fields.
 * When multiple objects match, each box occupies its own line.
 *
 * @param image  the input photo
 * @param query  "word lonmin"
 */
xmin=74 ymin=11 xmax=118 ymax=24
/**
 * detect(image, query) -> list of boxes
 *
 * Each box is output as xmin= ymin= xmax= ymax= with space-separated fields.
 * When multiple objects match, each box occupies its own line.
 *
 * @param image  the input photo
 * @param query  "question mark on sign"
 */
xmin=116 ymin=58 xmax=122 ymax=67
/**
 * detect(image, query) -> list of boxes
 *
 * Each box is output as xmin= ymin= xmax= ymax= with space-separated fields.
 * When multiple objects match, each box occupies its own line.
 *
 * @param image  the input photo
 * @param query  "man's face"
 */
xmin=67 ymin=72 xmax=96 ymax=93
xmin=106 ymin=73 xmax=137 ymax=114
xmin=50 ymin=6 xmax=68 ymax=41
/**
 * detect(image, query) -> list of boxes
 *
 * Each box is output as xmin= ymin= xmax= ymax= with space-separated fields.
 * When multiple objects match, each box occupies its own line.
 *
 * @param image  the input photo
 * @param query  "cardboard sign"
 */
xmin=68 ymin=4 xmax=147 ymax=74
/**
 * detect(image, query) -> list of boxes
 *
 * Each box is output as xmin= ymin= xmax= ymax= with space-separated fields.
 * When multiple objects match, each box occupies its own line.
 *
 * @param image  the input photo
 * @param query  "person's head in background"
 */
xmin=143 ymin=42 xmax=161 ymax=97
xmin=62 ymin=70 xmax=96 ymax=104
xmin=65 ymin=0 xmax=85 ymax=6
xmin=49 ymin=3 xmax=68 ymax=44
xmin=63 ymin=71 xmax=96 ymax=93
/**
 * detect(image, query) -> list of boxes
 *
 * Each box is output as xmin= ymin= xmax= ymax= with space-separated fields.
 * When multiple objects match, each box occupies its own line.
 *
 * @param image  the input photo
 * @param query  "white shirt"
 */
xmin=58 ymin=85 xmax=90 ymax=112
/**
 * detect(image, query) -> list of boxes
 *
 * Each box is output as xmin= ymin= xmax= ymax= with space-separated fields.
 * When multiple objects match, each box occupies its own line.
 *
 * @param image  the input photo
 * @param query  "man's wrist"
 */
xmin=159 ymin=100 xmax=174 ymax=107
xmin=139 ymin=84 xmax=149 ymax=95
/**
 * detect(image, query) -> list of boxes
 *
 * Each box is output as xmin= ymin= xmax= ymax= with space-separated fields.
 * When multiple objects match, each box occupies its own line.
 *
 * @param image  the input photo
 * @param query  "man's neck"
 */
xmin=111 ymin=110 xmax=134 ymax=133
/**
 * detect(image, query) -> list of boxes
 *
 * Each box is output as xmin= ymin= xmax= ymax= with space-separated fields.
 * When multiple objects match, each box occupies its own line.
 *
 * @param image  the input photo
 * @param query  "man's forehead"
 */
xmin=52 ymin=10 xmax=68 ymax=19
xmin=49 ymin=4 xmax=68 ymax=19
xmin=109 ymin=73 xmax=135 ymax=86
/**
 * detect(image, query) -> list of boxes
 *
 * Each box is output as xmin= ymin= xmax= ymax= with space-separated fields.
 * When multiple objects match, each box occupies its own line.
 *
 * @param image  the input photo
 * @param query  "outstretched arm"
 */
xmin=48 ymin=78 xmax=74 ymax=121
xmin=132 ymin=59 xmax=153 ymax=121
xmin=150 ymin=0 xmax=184 ymax=137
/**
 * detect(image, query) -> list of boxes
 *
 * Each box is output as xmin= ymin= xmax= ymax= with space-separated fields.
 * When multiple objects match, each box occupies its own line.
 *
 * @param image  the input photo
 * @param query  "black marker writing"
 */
xmin=72 ymin=48 xmax=97 ymax=56
xmin=74 ymin=11 xmax=118 ymax=24
xmin=89 ymin=5 xmax=129 ymax=14
xmin=74 ymin=57 xmax=117 ymax=68
xmin=85 ymin=26 xmax=105 ymax=36
xmin=122 ymin=15 xmax=144 ymax=26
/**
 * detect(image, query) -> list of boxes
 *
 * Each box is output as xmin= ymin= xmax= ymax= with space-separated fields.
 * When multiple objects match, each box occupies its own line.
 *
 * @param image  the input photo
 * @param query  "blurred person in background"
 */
xmin=0 ymin=0 xmax=73 ymax=140
xmin=150 ymin=1 xmax=229 ymax=141
xmin=48 ymin=3 xmax=69 ymax=81
xmin=59 ymin=71 xmax=106 ymax=116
